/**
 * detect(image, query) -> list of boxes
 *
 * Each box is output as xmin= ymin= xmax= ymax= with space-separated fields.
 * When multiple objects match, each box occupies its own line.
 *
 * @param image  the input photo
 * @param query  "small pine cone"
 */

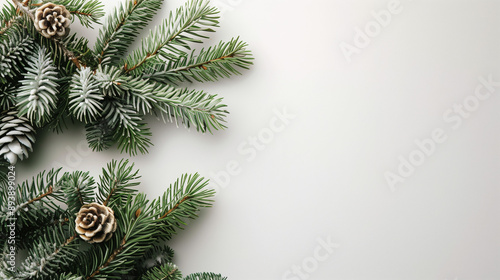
xmin=34 ymin=3 xmax=71 ymax=39
xmin=75 ymin=203 xmax=117 ymax=244
xmin=0 ymin=111 xmax=36 ymax=165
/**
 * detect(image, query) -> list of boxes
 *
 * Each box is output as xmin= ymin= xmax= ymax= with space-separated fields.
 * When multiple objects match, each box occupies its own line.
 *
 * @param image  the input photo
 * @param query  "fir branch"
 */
xmin=0 ymin=2 xmax=20 ymax=37
xmin=14 ymin=168 xmax=63 ymax=213
xmin=123 ymin=0 xmax=219 ymax=74
xmin=140 ymin=263 xmax=181 ymax=280
xmin=69 ymin=67 xmax=104 ymax=123
xmin=183 ymin=273 xmax=227 ymax=280
xmin=85 ymin=119 xmax=114 ymax=152
xmin=135 ymin=244 xmax=175 ymax=275
xmin=14 ymin=207 xmax=70 ymax=250
xmin=152 ymin=84 xmax=228 ymax=133
xmin=59 ymin=170 xmax=96 ymax=214
xmin=0 ymin=27 xmax=33 ymax=83
xmin=94 ymin=65 xmax=130 ymax=97
xmin=94 ymin=0 xmax=164 ymax=66
xmin=17 ymin=45 xmax=60 ymax=127
xmin=146 ymin=37 xmax=253 ymax=84
xmin=97 ymin=159 xmax=140 ymax=208
xmin=103 ymin=99 xmax=153 ymax=155
xmin=95 ymin=65 xmax=156 ymax=114
xmin=153 ymin=173 xmax=214 ymax=240
xmin=85 ymin=193 xmax=157 ymax=279
xmin=17 ymin=226 xmax=79 ymax=279
xmin=44 ymin=0 xmax=105 ymax=28
xmin=0 ymin=82 xmax=16 ymax=111
xmin=45 ymin=76 xmax=71 ymax=133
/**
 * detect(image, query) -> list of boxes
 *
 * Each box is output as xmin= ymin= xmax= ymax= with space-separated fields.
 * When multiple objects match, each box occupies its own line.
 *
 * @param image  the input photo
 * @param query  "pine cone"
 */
xmin=0 ymin=111 xmax=36 ymax=165
xmin=34 ymin=3 xmax=71 ymax=39
xmin=75 ymin=203 xmax=117 ymax=243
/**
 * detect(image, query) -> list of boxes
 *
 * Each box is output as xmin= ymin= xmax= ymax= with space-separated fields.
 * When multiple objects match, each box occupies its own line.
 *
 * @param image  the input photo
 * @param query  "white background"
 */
xmin=9 ymin=0 xmax=500 ymax=279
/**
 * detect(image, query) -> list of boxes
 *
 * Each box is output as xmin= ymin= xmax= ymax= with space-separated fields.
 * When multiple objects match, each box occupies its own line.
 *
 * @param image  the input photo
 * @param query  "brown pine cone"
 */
xmin=75 ymin=203 xmax=117 ymax=244
xmin=34 ymin=3 xmax=71 ymax=39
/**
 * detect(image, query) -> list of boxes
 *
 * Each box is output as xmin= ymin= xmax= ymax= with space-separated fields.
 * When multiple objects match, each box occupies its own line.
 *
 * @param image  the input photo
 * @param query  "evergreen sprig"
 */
xmin=94 ymin=0 xmax=164 ymax=66
xmin=69 ymin=67 xmax=104 ymax=122
xmin=140 ymin=263 xmax=181 ymax=280
xmin=123 ymin=0 xmax=219 ymax=74
xmin=0 ymin=2 xmax=19 ymax=38
xmin=17 ymin=45 xmax=60 ymax=126
xmin=152 ymin=85 xmax=228 ymax=133
xmin=0 ymin=160 xmax=221 ymax=279
xmin=1 ymin=0 xmax=252 ymax=161
xmin=184 ymin=273 xmax=227 ymax=280
xmin=46 ymin=0 xmax=105 ymax=28
xmin=146 ymin=37 xmax=253 ymax=84
xmin=0 ymin=29 xmax=33 ymax=84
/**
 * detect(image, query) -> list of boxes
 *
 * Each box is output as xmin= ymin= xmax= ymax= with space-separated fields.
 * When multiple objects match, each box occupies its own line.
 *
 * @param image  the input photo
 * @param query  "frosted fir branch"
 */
xmin=151 ymin=84 xmax=228 ymax=133
xmin=68 ymin=67 xmax=104 ymax=123
xmin=17 ymin=45 xmax=60 ymax=127
xmin=0 ymin=28 xmax=33 ymax=83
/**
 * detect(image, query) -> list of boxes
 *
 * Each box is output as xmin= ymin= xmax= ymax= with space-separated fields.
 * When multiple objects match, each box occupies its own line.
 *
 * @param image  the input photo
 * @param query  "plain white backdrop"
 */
xmin=7 ymin=0 xmax=500 ymax=279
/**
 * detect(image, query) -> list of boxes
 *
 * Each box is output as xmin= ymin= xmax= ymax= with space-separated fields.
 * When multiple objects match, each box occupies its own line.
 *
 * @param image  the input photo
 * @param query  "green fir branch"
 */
xmin=123 ymin=0 xmax=219 ymax=74
xmin=0 ymin=2 xmax=20 ymax=38
xmin=153 ymin=173 xmax=214 ymax=240
xmin=84 ymin=193 xmax=157 ymax=279
xmin=140 ymin=263 xmax=181 ymax=280
xmin=94 ymin=0 xmax=164 ymax=66
xmin=103 ymin=99 xmax=153 ymax=155
xmin=17 ymin=45 xmax=60 ymax=127
xmin=43 ymin=0 xmax=105 ymax=28
xmin=152 ymin=84 xmax=228 ymax=133
xmin=85 ymin=119 xmax=114 ymax=152
xmin=135 ymin=244 xmax=175 ymax=275
xmin=0 ymin=82 xmax=16 ymax=111
xmin=146 ymin=37 xmax=253 ymax=84
xmin=14 ymin=168 xmax=64 ymax=213
xmin=59 ymin=171 xmax=96 ymax=214
xmin=183 ymin=273 xmax=227 ymax=280
xmin=94 ymin=65 xmax=130 ymax=97
xmin=96 ymin=159 xmax=140 ymax=208
xmin=17 ymin=225 xmax=79 ymax=279
xmin=0 ymin=28 xmax=33 ymax=83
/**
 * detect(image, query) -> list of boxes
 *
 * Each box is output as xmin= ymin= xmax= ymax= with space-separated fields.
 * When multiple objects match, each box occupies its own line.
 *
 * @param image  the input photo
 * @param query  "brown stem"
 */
xmin=160 ymin=196 xmax=189 ymax=219
xmin=13 ymin=0 xmax=34 ymax=21
xmin=170 ymin=55 xmax=233 ymax=73
xmin=27 ymin=185 xmax=54 ymax=204
xmin=0 ymin=17 xmax=19 ymax=35
xmin=71 ymin=11 xmax=92 ymax=17
xmin=102 ymin=179 xmax=118 ymax=207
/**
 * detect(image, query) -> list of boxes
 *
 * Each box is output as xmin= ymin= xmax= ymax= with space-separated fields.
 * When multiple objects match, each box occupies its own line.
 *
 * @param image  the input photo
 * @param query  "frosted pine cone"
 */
xmin=34 ymin=3 xmax=71 ymax=39
xmin=75 ymin=203 xmax=117 ymax=243
xmin=0 ymin=111 xmax=36 ymax=165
